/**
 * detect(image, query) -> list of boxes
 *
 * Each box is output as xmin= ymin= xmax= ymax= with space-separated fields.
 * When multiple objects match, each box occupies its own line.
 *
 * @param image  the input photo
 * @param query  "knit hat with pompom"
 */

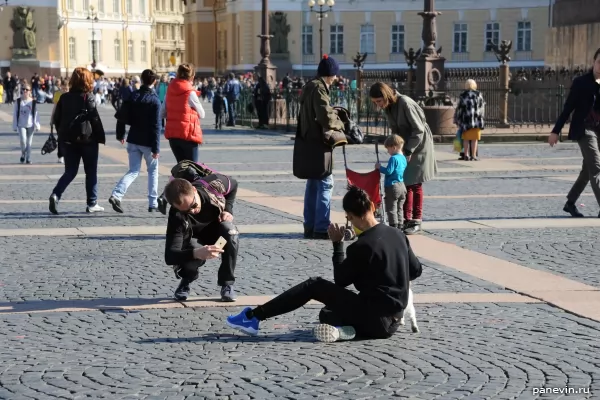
xmin=317 ymin=54 xmax=340 ymax=77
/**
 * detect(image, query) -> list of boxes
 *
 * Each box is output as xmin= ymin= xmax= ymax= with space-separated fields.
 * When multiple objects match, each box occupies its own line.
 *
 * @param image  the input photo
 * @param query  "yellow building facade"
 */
xmin=153 ymin=0 xmax=186 ymax=74
xmin=184 ymin=0 xmax=549 ymax=77
xmin=59 ymin=0 xmax=153 ymax=76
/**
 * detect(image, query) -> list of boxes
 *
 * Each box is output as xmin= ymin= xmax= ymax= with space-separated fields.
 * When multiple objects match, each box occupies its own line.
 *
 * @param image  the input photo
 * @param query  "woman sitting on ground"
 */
xmin=226 ymin=185 xmax=423 ymax=343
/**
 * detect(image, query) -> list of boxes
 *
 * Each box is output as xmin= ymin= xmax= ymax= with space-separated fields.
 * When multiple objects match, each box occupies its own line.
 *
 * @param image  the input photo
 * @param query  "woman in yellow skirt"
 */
xmin=454 ymin=79 xmax=485 ymax=161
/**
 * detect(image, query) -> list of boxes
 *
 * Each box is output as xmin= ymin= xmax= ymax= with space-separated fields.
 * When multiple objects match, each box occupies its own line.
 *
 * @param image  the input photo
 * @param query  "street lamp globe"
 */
xmin=317 ymin=0 xmax=325 ymax=6
xmin=308 ymin=0 xmax=315 ymax=7
xmin=326 ymin=0 xmax=334 ymax=6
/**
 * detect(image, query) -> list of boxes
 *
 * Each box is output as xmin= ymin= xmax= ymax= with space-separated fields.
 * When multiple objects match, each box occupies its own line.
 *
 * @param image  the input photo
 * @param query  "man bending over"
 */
xmin=164 ymin=176 xmax=239 ymax=302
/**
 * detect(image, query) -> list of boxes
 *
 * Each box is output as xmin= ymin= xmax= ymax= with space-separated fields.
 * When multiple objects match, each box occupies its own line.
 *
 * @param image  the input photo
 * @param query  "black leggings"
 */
xmin=252 ymin=277 xmax=400 ymax=339
xmin=176 ymin=221 xmax=239 ymax=286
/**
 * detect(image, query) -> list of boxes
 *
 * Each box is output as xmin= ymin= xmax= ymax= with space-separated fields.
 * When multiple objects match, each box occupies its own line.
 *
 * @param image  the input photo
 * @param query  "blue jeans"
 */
xmin=303 ymin=174 xmax=334 ymax=233
xmin=52 ymin=142 xmax=99 ymax=207
xmin=112 ymin=143 xmax=159 ymax=208
xmin=227 ymin=98 xmax=237 ymax=126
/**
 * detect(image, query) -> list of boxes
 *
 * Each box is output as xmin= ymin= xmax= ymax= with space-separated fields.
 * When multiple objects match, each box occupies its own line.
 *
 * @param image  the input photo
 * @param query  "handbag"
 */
xmin=41 ymin=124 xmax=58 ymax=155
xmin=67 ymin=94 xmax=93 ymax=144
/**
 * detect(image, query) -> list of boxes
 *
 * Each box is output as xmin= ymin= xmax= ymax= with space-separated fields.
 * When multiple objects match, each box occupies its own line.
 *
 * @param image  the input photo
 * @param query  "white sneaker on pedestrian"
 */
xmin=313 ymin=324 xmax=356 ymax=343
xmin=58 ymin=157 xmax=64 ymax=164
xmin=86 ymin=204 xmax=104 ymax=213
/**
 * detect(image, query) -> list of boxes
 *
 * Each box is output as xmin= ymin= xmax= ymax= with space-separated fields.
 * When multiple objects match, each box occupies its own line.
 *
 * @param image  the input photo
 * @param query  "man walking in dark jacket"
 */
xmin=3 ymin=72 xmax=16 ymax=104
xmin=109 ymin=69 xmax=162 ymax=213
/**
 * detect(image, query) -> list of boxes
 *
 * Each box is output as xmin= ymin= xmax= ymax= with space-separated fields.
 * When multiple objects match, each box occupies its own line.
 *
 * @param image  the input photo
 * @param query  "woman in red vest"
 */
xmin=161 ymin=63 xmax=205 ymax=162
xmin=158 ymin=63 xmax=206 ymax=214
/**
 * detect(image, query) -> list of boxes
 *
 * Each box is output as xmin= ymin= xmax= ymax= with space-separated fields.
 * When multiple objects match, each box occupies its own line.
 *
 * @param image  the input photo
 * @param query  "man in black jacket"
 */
xmin=163 ymin=176 xmax=239 ymax=302
xmin=549 ymin=47 xmax=600 ymax=217
xmin=3 ymin=72 xmax=16 ymax=104
xmin=109 ymin=69 xmax=162 ymax=213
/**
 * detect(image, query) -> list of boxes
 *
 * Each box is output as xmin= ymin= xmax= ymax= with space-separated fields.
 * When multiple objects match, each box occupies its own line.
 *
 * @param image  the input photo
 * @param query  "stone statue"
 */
xmin=488 ymin=39 xmax=512 ymax=64
xmin=10 ymin=7 xmax=37 ymax=58
xmin=269 ymin=12 xmax=290 ymax=54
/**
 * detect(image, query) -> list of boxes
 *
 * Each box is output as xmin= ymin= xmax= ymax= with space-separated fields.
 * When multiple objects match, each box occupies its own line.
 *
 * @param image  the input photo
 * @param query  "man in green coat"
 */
xmin=293 ymin=55 xmax=345 ymax=239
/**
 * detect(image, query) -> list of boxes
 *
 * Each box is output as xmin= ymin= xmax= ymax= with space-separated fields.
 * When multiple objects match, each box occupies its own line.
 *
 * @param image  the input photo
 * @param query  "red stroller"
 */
xmin=342 ymin=142 xmax=387 ymax=240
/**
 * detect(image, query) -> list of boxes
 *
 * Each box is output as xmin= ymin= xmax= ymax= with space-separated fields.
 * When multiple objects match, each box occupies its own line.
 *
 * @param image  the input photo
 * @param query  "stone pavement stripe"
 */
xmin=3 ymin=218 xmax=600 ymax=237
xmin=0 ymin=163 xmax=125 ymax=169
xmin=0 ymin=293 xmax=541 ymax=315
xmin=0 ymin=193 xmax=593 ymax=203
xmin=409 ymin=235 xmax=600 ymax=321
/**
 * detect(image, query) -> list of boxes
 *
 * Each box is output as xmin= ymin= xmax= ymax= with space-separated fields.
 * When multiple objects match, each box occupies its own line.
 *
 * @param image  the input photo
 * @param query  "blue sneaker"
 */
xmin=226 ymin=307 xmax=260 ymax=336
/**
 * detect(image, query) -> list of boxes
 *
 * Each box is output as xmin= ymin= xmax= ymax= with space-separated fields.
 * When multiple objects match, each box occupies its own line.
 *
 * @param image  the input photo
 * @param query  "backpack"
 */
xmin=170 ymin=160 xmax=232 ymax=198
xmin=333 ymin=106 xmax=364 ymax=145
xmin=66 ymin=94 xmax=93 ymax=144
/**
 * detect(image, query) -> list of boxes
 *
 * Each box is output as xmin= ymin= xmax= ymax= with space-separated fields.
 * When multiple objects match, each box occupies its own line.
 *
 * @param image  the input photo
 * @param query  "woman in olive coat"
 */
xmin=369 ymin=82 xmax=437 ymax=234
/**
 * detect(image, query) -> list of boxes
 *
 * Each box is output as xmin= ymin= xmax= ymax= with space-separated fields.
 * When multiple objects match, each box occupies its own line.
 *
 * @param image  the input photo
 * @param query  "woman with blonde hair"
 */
xmin=157 ymin=63 xmax=206 ymax=214
xmin=12 ymin=82 xmax=40 ymax=164
xmin=454 ymin=79 xmax=485 ymax=161
xmin=49 ymin=67 xmax=106 ymax=214
xmin=369 ymin=82 xmax=437 ymax=235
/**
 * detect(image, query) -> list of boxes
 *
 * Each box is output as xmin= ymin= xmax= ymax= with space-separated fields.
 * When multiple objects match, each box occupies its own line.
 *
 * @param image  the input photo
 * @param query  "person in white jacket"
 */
xmin=12 ymin=84 xmax=40 ymax=164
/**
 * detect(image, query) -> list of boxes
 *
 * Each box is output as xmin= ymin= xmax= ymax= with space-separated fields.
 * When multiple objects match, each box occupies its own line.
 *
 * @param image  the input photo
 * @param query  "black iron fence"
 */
xmin=236 ymin=84 xmax=569 ymax=137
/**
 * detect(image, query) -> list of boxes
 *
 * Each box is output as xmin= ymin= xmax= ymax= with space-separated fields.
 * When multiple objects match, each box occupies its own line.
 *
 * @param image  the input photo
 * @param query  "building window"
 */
xmin=517 ymin=21 xmax=532 ymax=51
xmin=170 ymin=0 xmax=174 ymax=10
xmin=68 ymin=37 xmax=76 ymax=59
xmin=126 ymin=0 xmax=132 ymax=14
xmin=139 ymin=0 xmax=146 ymax=15
xmin=360 ymin=24 xmax=375 ymax=54
xmin=67 ymin=0 xmax=73 ymax=10
xmin=391 ymin=24 xmax=404 ymax=54
xmin=83 ymin=0 xmax=89 ymax=10
xmin=89 ymin=40 xmax=101 ymax=62
xmin=329 ymin=25 xmax=343 ymax=54
xmin=128 ymin=39 xmax=134 ymax=61
xmin=180 ymin=25 xmax=184 ymax=40
xmin=141 ymin=40 xmax=147 ymax=61
xmin=453 ymin=23 xmax=468 ymax=53
xmin=113 ymin=0 xmax=120 ymax=13
xmin=302 ymin=25 xmax=313 ymax=55
xmin=171 ymin=25 xmax=176 ymax=39
xmin=114 ymin=39 xmax=121 ymax=61
xmin=155 ymin=0 xmax=159 ymax=10
xmin=98 ymin=0 xmax=105 ymax=13
xmin=485 ymin=22 xmax=500 ymax=51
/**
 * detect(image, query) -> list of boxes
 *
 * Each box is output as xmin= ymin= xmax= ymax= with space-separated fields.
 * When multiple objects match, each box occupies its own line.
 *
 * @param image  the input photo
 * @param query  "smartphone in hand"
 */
xmin=214 ymin=236 xmax=227 ymax=249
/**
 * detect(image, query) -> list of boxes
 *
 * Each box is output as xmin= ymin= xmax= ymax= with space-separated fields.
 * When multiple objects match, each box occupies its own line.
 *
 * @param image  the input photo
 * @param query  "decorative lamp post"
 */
xmin=87 ymin=5 xmax=99 ymax=70
xmin=308 ymin=0 xmax=334 ymax=57
xmin=255 ymin=0 xmax=276 ymax=88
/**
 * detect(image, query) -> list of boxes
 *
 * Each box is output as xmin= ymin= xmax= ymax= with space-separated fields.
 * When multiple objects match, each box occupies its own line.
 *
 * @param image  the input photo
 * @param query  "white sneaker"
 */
xmin=86 ymin=204 xmax=104 ymax=213
xmin=58 ymin=157 xmax=64 ymax=164
xmin=313 ymin=324 xmax=356 ymax=343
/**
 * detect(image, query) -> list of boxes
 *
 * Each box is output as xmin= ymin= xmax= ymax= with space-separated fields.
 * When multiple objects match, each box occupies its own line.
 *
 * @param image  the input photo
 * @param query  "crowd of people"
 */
xmin=3 ymin=46 xmax=598 ymax=343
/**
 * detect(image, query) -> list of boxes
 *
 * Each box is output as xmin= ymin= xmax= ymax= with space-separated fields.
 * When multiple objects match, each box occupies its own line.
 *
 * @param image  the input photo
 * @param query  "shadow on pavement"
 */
xmin=135 ymin=331 xmax=317 ymax=344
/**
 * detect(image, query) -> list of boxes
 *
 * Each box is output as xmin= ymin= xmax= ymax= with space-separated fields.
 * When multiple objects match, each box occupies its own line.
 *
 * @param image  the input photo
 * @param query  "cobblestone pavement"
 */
xmin=1 ymin=305 xmax=598 ymax=400
xmin=0 ymin=103 xmax=599 ymax=399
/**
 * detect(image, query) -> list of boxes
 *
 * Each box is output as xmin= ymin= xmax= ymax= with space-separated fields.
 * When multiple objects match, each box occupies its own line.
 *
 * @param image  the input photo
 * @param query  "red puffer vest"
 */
xmin=164 ymin=78 xmax=203 ymax=144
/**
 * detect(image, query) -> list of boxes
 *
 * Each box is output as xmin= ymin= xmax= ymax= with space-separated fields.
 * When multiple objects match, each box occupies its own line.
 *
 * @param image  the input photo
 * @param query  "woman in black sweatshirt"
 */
xmin=226 ymin=185 xmax=423 ymax=342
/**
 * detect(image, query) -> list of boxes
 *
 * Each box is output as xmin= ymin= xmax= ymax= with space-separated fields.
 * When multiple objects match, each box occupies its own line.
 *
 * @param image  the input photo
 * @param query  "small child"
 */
xmin=375 ymin=134 xmax=408 ymax=229
xmin=212 ymin=88 xmax=227 ymax=129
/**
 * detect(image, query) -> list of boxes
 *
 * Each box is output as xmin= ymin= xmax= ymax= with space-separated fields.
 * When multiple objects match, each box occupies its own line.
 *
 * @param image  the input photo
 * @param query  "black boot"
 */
xmin=303 ymin=226 xmax=313 ymax=239
xmin=563 ymin=201 xmax=584 ymax=218
xmin=404 ymin=220 xmax=422 ymax=235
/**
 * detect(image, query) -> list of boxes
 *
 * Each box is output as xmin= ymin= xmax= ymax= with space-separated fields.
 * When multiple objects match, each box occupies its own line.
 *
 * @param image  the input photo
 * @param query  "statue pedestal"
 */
xmin=9 ymin=58 xmax=40 ymax=79
xmin=270 ymin=53 xmax=292 ymax=81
